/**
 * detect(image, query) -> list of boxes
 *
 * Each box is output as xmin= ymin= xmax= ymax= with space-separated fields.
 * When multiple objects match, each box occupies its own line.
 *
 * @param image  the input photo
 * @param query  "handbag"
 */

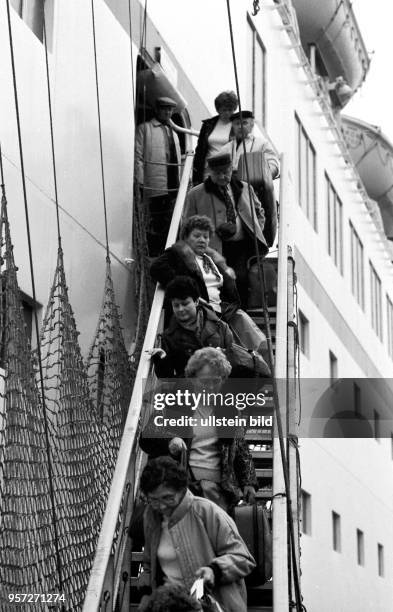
xmin=233 ymin=503 xmax=272 ymax=586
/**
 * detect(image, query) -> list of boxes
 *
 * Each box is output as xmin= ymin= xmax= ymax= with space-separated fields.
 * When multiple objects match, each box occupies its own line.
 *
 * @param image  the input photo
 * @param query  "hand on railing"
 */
xmin=168 ymin=437 xmax=187 ymax=457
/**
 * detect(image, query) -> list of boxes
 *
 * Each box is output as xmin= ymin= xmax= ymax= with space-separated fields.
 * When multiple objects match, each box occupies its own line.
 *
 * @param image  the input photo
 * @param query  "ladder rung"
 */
xmin=251 ymin=450 xmax=273 ymax=459
xmin=255 ymin=488 xmax=273 ymax=500
xmin=256 ymin=468 xmax=273 ymax=479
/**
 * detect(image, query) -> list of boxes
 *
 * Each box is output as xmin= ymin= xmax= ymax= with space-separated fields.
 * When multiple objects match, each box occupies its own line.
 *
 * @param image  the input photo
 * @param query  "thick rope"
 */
xmin=5 ymin=1 xmax=64 ymax=594
xmin=225 ymin=2 xmax=303 ymax=610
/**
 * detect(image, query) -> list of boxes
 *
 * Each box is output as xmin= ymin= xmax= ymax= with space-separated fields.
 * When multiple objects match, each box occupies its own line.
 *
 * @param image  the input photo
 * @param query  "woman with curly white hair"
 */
xmin=140 ymin=347 xmax=257 ymax=512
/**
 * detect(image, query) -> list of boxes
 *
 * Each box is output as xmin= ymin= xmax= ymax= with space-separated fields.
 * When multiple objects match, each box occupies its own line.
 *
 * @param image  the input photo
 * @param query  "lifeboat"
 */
xmin=342 ymin=115 xmax=393 ymax=240
xmin=292 ymin=0 xmax=369 ymax=94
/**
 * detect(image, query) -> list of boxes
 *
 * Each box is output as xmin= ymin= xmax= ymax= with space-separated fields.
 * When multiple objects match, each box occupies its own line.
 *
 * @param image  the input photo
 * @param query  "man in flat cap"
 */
xmin=135 ymin=96 xmax=181 ymax=256
xmin=223 ymin=110 xmax=279 ymax=178
xmin=183 ymin=152 xmax=268 ymax=307
xmin=221 ymin=110 xmax=279 ymax=247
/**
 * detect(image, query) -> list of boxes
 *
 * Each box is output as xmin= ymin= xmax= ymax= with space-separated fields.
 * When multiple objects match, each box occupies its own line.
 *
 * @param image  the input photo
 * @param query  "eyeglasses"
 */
xmin=147 ymin=494 xmax=178 ymax=508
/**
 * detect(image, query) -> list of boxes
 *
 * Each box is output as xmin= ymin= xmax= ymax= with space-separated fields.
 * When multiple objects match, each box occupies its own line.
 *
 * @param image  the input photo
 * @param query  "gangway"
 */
xmin=83 ymin=154 xmax=300 ymax=612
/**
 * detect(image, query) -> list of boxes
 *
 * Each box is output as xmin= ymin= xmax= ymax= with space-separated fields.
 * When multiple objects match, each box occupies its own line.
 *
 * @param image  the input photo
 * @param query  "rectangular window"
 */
xmin=329 ymin=350 xmax=338 ymax=382
xmin=326 ymin=174 xmax=343 ymax=273
xmin=295 ymin=114 xmax=317 ymax=229
xmin=377 ymin=544 xmax=384 ymax=577
xmin=356 ymin=529 xmax=364 ymax=566
xmin=301 ymin=490 xmax=311 ymax=535
xmin=387 ymin=296 xmax=393 ymax=359
xmin=369 ymin=262 xmax=383 ymax=340
xmin=353 ymin=382 xmax=361 ymax=417
xmin=349 ymin=222 xmax=364 ymax=309
xmin=374 ymin=410 xmax=380 ymax=442
xmin=299 ymin=310 xmax=310 ymax=358
xmin=247 ymin=16 xmax=266 ymax=127
xmin=332 ymin=511 xmax=341 ymax=552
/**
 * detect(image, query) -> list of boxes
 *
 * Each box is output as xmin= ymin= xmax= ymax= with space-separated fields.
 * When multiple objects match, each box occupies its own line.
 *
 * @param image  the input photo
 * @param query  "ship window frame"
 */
xmin=349 ymin=221 xmax=365 ymax=310
xmin=301 ymin=489 xmax=311 ymax=535
xmin=332 ymin=510 xmax=341 ymax=553
xmin=295 ymin=114 xmax=317 ymax=231
xmin=329 ymin=350 xmax=338 ymax=382
xmin=386 ymin=294 xmax=393 ymax=360
xmin=369 ymin=261 xmax=383 ymax=341
xmin=298 ymin=310 xmax=310 ymax=358
xmin=356 ymin=528 xmax=365 ymax=566
xmin=246 ymin=15 xmax=266 ymax=128
xmin=325 ymin=173 xmax=343 ymax=274
xmin=377 ymin=543 xmax=384 ymax=577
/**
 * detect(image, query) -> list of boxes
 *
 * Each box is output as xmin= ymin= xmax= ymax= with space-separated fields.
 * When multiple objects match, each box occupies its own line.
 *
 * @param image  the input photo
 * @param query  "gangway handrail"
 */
xmin=272 ymin=155 xmax=290 ymax=609
xmin=83 ymin=151 xmax=194 ymax=611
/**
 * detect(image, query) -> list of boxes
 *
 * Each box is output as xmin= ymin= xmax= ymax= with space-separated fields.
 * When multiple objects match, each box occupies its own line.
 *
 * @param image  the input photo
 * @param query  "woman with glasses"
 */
xmin=137 ymin=456 xmax=255 ymax=612
xmin=140 ymin=347 xmax=258 ymax=513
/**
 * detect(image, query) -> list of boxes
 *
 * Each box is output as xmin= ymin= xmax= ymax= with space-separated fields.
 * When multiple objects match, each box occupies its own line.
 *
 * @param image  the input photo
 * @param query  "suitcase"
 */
xmin=233 ymin=503 xmax=272 ymax=586
xmin=237 ymin=151 xmax=277 ymax=246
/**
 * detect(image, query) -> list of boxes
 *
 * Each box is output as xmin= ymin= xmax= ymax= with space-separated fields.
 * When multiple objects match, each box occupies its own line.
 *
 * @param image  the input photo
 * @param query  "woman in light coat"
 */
xmin=137 ymin=456 xmax=255 ymax=612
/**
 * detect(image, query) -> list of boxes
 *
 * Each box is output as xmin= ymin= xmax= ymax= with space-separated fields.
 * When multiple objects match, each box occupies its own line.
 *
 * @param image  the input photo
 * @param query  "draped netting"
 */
xmin=39 ymin=247 xmax=109 ymax=610
xmin=131 ymin=185 xmax=155 ymax=365
xmin=0 ymin=189 xmax=57 ymax=611
xmin=86 ymin=258 xmax=133 ymax=470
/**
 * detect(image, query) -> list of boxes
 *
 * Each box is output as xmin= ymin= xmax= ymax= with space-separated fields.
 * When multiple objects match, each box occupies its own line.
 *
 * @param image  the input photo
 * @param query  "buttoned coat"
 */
xmin=183 ymin=177 xmax=268 ymax=256
xmin=135 ymin=118 xmax=181 ymax=197
xmin=141 ymin=490 xmax=255 ymax=612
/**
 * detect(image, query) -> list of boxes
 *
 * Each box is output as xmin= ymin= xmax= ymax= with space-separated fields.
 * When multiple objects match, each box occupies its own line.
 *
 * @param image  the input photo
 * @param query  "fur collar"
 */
xmin=171 ymin=240 xmax=229 ymax=274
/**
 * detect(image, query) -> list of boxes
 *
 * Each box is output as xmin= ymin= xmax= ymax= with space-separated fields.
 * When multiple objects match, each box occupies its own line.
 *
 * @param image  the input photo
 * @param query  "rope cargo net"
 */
xmin=0 ymin=191 xmax=56 ymax=610
xmin=86 ymin=258 xmax=133 ymax=471
xmin=38 ymin=247 xmax=112 ymax=609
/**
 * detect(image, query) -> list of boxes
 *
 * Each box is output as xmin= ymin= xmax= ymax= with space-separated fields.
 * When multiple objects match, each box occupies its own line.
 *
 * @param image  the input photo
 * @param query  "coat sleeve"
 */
xmin=193 ymin=122 xmax=209 ymax=185
xmin=138 ymin=414 xmax=172 ymax=457
xmin=183 ymin=188 xmax=198 ymax=222
xmin=135 ymin=123 xmax=147 ymax=185
xmin=150 ymin=249 xmax=178 ymax=288
xmin=262 ymin=142 xmax=280 ymax=179
xmin=222 ymin=321 xmax=234 ymax=350
xmin=200 ymin=503 xmax=256 ymax=584
xmin=152 ymin=335 xmax=176 ymax=378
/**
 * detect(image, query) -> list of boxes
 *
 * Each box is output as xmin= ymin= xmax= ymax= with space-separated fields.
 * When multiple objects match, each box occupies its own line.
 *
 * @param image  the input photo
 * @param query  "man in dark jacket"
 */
xmin=151 ymin=276 xmax=234 ymax=378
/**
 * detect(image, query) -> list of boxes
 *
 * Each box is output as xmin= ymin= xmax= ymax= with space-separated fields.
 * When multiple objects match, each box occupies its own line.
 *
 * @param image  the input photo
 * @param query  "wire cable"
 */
xmin=91 ymin=0 xmax=110 ymax=261
xmin=225 ymin=2 xmax=304 ymax=610
xmin=5 ymin=0 xmax=64 ymax=595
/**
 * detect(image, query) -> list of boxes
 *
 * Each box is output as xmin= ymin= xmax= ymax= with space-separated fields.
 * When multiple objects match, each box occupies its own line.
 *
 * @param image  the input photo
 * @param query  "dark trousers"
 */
xmin=222 ymin=239 xmax=251 ymax=309
xmin=145 ymin=194 xmax=177 ymax=257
